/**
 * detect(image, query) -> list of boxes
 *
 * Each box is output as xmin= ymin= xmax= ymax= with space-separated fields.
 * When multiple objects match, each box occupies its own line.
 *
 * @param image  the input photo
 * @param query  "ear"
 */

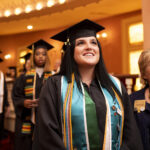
xmin=143 ymin=74 xmax=148 ymax=82
xmin=143 ymin=75 xmax=147 ymax=80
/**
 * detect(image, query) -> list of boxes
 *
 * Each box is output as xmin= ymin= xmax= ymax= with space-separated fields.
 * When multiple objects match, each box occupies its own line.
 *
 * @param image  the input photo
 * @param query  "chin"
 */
xmin=85 ymin=61 xmax=98 ymax=66
xmin=80 ymin=63 xmax=97 ymax=68
xmin=36 ymin=64 xmax=45 ymax=68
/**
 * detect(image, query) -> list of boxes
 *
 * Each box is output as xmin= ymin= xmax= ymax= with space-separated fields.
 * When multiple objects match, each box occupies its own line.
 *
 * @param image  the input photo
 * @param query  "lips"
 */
xmin=39 ymin=60 xmax=44 ymax=63
xmin=83 ymin=52 xmax=94 ymax=56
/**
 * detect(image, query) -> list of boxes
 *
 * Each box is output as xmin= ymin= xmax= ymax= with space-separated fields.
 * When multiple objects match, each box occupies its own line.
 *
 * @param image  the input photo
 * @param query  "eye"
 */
xmin=35 ymin=52 xmax=40 ymax=56
xmin=42 ymin=52 xmax=46 ymax=56
xmin=76 ymin=40 xmax=84 ymax=46
xmin=91 ymin=40 xmax=97 ymax=45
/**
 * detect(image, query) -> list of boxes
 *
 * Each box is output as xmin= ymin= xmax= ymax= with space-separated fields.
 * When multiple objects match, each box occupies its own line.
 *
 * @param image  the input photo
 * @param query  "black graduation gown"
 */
xmin=33 ymin=75 xmax=143 ymax=150
xmin=130 ymin=87 xmax=150 ymax=150
xmin=12 ymin=73 xmax=45 ymax=150
xmin=0 ymin=78 xmax=8 ymax=140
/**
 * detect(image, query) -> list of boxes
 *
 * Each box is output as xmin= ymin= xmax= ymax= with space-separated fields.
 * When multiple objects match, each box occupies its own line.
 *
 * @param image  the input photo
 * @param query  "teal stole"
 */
xmin=61 ymin=74 xmax=124 ymax=150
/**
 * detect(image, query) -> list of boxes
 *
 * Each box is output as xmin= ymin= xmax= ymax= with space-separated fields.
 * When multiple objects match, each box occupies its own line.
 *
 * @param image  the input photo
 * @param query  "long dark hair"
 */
xmin=59 ymin=39 xmax=122 ymax=99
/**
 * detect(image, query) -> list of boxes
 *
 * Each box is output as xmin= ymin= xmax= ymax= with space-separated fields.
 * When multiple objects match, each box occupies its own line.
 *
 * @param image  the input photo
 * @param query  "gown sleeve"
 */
xmin=4 ymin=78 xmax=9 ymax=107
xmin=32 ymin=76 xmax=66 ymax=150
xmin=11 ymin=74 xmax=26 ymax=117
xmin=120 ymin=84 xmax=143 ymax=150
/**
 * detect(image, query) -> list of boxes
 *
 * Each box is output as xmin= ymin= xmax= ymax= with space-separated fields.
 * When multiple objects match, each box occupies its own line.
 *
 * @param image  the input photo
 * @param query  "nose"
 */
xmin=85 ymin=42 xmax=92 ymax=50
xmin=39 ymin=54 xmax=43 ymax=58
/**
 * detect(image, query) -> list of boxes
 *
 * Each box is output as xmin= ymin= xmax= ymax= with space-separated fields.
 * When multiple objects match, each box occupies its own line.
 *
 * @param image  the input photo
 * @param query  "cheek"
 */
xmin=43 ymin=55 xmax=47 ymax=60
xmin=95 ymin=48 xmax=100 ymax=60
xmin=74 ymin=48 xmax=80 ymax=62
xmin=34 ymin=56 xmax=38 ymax=62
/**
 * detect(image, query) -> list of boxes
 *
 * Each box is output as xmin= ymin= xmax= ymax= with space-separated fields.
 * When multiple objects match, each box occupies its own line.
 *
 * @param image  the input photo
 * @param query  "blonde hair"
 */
xmin=138 ymin=49 xmax=150 ymax=85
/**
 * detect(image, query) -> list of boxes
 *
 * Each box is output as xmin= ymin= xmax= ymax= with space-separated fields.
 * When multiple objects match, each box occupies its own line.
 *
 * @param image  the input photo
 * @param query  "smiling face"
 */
xmin=74 ymin=36 xmax=100 ymax=69
xmin=34 ymin=47 xmax=47 ymax=67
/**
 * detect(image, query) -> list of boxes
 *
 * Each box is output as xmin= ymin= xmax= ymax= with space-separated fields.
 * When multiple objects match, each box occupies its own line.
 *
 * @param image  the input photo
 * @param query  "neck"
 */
xmin=78 ymin=66 xmax=95 ymax=86
xmin=35 ymin=67 xmax=44 ymax=78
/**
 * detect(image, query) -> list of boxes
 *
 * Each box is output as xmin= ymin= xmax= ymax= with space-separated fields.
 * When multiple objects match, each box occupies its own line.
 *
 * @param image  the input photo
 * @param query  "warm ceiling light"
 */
xmin=20 ymin=51 xmax=27 ymax=57
xmin=96 ymin=34 xmax=100 ymax=38
xmin=4 ymin=54 xmax=11 ymax=59
xmin=4 ymin=10 xmax=11 ymax=17
xmin=15 ymin=8 xmax=22 ymax=15
xmin=25 ymin=5 xmax=32 ymax=13
xmin=27 ymin=25 xmax=33 ymax=30
xmin=101 ymin=32 xmax=107 ymax=38
xmin=20 ymin=59 xmax=25 ymax=64
xmin=47 ymin=0 xmax=55 ymax=7
xmin=36 ymin=2 xmax=43 ymax=10
xmin=59 ymin=0 xmax=66 ymax=4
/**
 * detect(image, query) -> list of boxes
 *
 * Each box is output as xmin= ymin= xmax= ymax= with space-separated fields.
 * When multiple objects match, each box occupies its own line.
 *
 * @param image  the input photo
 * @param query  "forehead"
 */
xmin=35 ymin=47 xmax=47 ymax=52
xmin=75 ymin=36 xmax=97 ymax=41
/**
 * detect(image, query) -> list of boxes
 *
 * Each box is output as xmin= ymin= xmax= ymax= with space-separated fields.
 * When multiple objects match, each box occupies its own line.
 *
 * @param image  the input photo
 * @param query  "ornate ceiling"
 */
xmin=0 ymin=0 xmax=141 ymax=35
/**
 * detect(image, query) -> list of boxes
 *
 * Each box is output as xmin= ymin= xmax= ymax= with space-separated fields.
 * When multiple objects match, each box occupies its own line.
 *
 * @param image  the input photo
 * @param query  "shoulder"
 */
xmin=130 ymin=88 xmax=146 ymax=100
xmin=44 ymin=71 xmax=53 ymax=75
xmin=25 ymin=69 xmax=35 ymax=76
xmin=109 ymin=75 xmax=122 ymax=92
xmin=46 ymin=74 xmax=62 ymax=87
xmin=47 ymin=74 xmax=62 ymax=81
xmin=41 ymin=75 xmax=62 ymax=102
xmin=15 ymin=74 xmax=26 ymax=83
xmin=109 ymin=75 xmax=121 ymax=85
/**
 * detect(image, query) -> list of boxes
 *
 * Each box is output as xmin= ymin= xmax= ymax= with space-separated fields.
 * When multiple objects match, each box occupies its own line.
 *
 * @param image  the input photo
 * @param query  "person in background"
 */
xmin=9 ymin=66 xmax=17 ymax=79
xmin=6 ymin=66 xmax=17 ymax=82
xmin=21 ymin=53 xmax=32 ymax=74
xmin=33 ymin=19 xmax=143 ymax=150
xmin=52 ymin=58 xmax=61 ymax=74
xmin=0 ymin=60 xmax=9 ymax=141
xmin=130 ymin=49 xmax=150 ymax=150
xmin=12 ymin=39 xmax=53 ymax=150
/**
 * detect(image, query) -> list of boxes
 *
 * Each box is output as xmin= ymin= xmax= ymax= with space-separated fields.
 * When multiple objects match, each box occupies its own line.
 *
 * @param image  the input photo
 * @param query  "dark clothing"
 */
xmin=0 ymin=78 xmax=8 ymax=140
xmin=130 ymin=87 xmax=150 ymax=150
xmin=33 ymin=75 xmax=143 ymax=150
xmin=12 ymin=72 xmax=49 ymax=150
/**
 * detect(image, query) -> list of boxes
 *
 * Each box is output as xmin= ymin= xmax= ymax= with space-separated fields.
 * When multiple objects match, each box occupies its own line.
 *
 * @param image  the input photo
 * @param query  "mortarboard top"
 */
xmin=51 ymin=19 xmax=105 ymax=43
xmin=8 ymin=66 xmax=16 ymax=70
xmin=20 ymin=53 xmax=31 ymax=61
xmin=27 ymin=39 xmax=53 ymax=51
xmin=0 ymin=58 xmax=3 ymax=62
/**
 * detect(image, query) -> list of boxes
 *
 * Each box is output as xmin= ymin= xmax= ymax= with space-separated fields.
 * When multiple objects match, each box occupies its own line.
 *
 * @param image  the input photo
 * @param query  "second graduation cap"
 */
xmin=51 ymin=19 xmax=105 ymax=44
xmin=8 ymin=66 xmax=16 ymax=70
xmin=27 ymin=39 xmax=53 ymax=52
xmin=0 ymin=58 xmax=3 ymax=63
xmin=20 ymin=53 xmax=31 ymax=61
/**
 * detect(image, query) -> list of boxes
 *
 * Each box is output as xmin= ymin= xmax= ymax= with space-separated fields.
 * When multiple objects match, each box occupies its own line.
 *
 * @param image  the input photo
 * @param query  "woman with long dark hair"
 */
xmin=33 ymin=19 xmax=143 ymax=150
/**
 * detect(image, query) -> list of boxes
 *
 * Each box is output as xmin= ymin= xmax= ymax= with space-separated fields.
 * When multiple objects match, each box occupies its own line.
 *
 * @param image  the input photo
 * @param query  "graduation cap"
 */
xmin=27 ymin=39 xmax=53 ymax=52
xmin=8 ymin=66 xmax=16 ymax=70
xmin=51 ymin=19 xmax=105 ymax=44
xmin=0 ymin=58 xmax=3 ymax=63
xmin=20 ymin=53 xmax=31 ymax=61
